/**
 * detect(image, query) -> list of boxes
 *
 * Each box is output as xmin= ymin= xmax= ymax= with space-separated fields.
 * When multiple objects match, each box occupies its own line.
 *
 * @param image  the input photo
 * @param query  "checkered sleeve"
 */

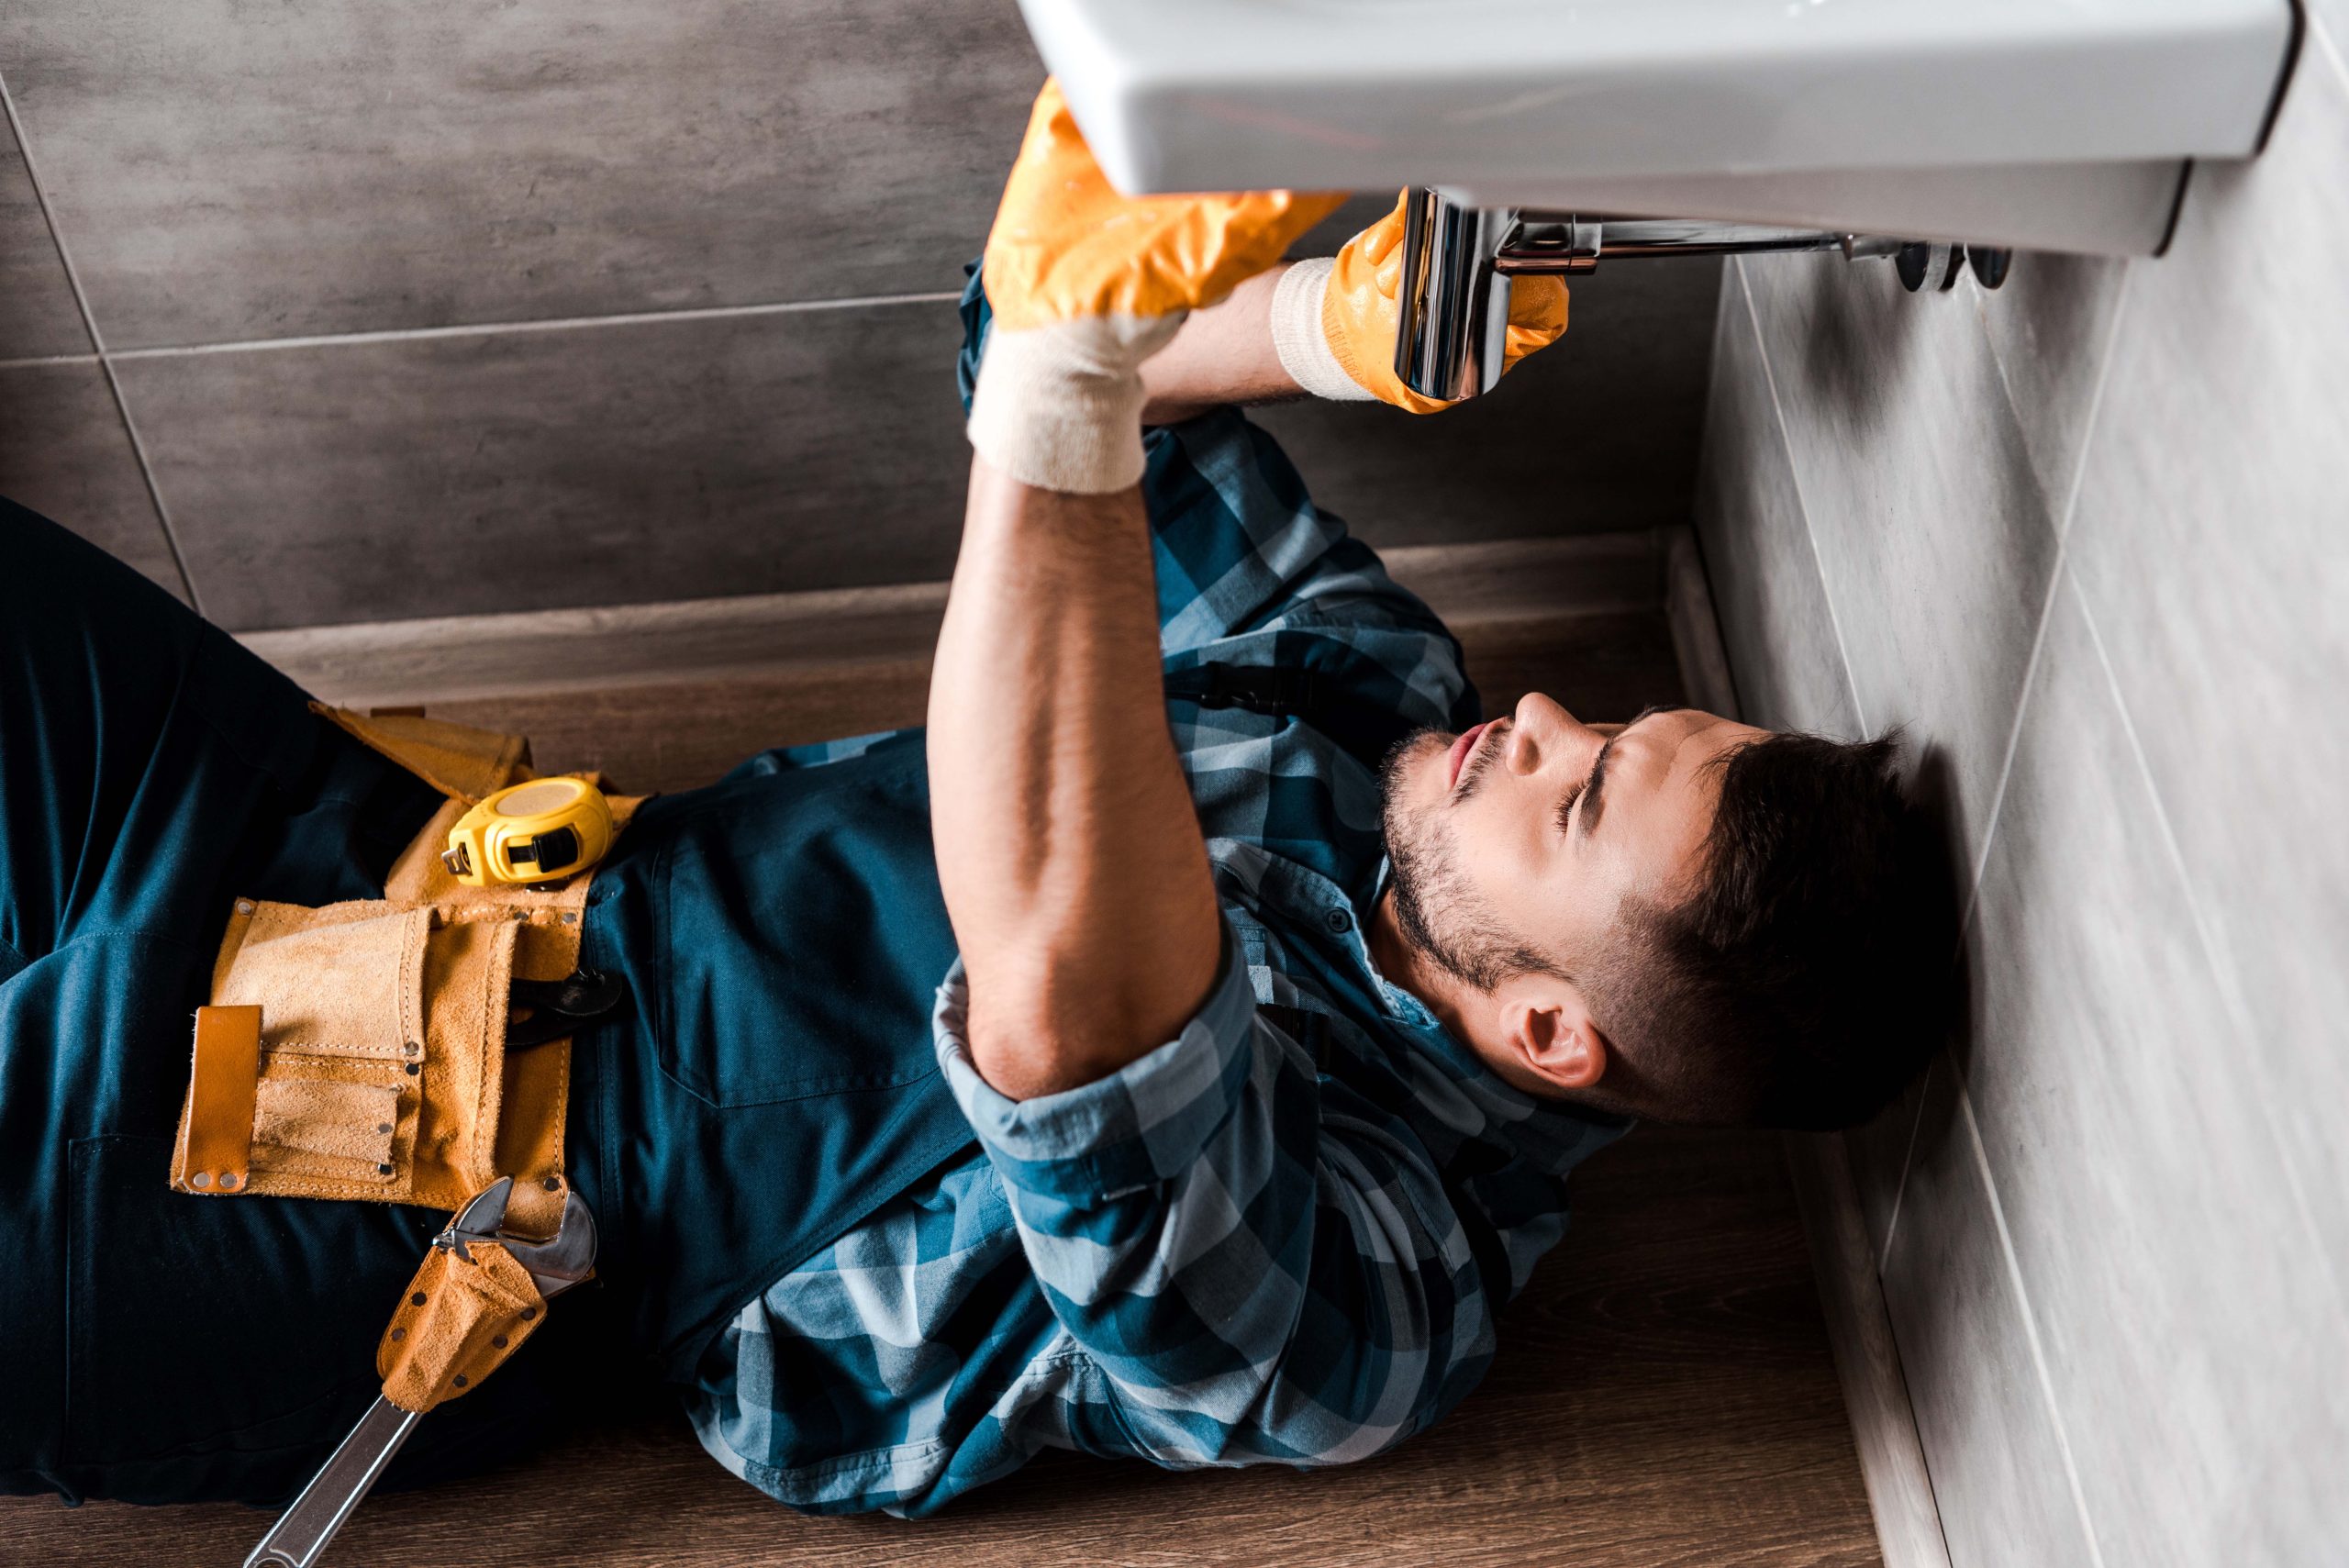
xmin=931 ymin=924 xmax=1497 ymax=1469
xmin=958 ymin=259 xmax=1475 ymax=730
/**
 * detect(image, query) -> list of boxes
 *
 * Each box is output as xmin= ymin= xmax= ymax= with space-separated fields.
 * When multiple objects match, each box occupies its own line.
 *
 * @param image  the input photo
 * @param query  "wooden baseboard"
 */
xmin=239 ymin=533 xmax=1665 ymax=710
xmin=1661 ymin=523 xmax=1954 ymax=1568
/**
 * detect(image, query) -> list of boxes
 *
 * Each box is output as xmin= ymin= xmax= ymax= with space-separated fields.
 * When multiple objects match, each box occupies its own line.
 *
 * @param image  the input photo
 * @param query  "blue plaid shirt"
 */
xmin=685 ymin=280 xmax=1631 ymax=1516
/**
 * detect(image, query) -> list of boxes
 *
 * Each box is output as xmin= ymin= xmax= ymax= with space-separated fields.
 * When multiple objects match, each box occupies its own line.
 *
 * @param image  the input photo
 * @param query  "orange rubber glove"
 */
xmin=1270 ymin=193 xmax=1569 ymax=414
xmin=969 ymin=79 xmax=1344 ymax=493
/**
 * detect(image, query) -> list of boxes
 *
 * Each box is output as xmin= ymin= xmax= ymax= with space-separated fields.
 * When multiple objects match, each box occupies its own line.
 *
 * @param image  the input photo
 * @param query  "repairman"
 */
xmin=0 ymin=81 xmax=1947 ymax=1529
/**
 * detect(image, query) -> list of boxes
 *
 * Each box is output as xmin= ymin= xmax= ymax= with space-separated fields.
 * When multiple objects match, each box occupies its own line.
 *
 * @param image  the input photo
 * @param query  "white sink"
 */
xmin=1019 ymin=0 xmax=2299 ymax=254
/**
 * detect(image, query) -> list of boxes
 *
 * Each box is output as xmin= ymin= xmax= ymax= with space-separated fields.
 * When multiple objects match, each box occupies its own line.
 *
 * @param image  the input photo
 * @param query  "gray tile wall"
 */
xmin=1694 ymin=23 xmax=2349 ymax=1568
xmin=1 ymin=99 xmax=186 ymax=595
xmin=0 ymin=7 xmax=1716 ymax=631
xmin=0 ymin=361 xmax=182 ymax=595
xmin=0 ymin=114 xmax=86 ymax=360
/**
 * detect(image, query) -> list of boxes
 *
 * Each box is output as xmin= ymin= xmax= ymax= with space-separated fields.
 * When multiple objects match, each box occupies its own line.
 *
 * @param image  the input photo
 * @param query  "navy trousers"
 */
xmin=0 ymin=502 xmax=608 ymax=1505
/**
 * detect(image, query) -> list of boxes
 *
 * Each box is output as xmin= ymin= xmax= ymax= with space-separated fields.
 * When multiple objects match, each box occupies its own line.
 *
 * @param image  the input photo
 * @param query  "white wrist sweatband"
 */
xmin=1271 ymin=258 xmax=1375 ymax=403
xmin=967 ymin=314 xmax=1186 ymax=495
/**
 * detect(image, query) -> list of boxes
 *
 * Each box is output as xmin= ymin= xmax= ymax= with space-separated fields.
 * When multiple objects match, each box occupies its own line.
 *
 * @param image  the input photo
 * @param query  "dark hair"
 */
xmin=1587 ymin=730 xmax=1950 ymax=1130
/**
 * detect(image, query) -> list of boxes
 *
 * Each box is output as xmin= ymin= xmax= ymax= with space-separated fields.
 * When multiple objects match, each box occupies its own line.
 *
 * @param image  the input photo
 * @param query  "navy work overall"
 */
xmin=0 ymin=503 xmax=978 ymax=1505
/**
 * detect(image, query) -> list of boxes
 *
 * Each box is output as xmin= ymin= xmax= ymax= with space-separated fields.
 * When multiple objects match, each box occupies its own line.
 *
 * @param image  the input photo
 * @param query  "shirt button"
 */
xmin=1324 ymin=907 xmax=1353 ymax=935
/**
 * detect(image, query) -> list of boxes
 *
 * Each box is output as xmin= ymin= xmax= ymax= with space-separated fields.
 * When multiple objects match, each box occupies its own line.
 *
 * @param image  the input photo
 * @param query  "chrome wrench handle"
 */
xmin=243 ymin=1182 xmax=595 ymax=1567
xmin=244 ymin=1394 xmax=422 ymax=1568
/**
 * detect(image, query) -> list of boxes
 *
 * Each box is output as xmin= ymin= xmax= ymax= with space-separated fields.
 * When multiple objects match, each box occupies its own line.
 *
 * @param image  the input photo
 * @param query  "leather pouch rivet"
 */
xmin=411 ymin=1292 xmax=429 ymax=1307
xmin=377 ymin=1123 xmax=394 ymax=1136
xmin=404 ymin=1063 xmax=420 ymax=1077
xmin=519 ymin=1307 xmax=537 ymax=1322
xmin=390 ymin=1328 xmax=406 ymax=1341
xmin=452 ymin=1374 xmax=469 ymax=1388
xmin=218 ymin=1173 xmax=240 ymax=1190
xmin=541 ymin=1176 xmax=561 ymax=1191
xmin=491 ymin=1334 xmax=508 ymax=1350
xmin=191 ymin=1171 xmax=213 ymax=1189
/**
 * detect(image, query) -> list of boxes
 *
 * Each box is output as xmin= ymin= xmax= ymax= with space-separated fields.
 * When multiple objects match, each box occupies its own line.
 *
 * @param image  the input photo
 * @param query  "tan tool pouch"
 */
xmin=172 ymin=705 xmax=642 ymax=1241
xmin=378 ymin=1241 xmax=550 ymax=1413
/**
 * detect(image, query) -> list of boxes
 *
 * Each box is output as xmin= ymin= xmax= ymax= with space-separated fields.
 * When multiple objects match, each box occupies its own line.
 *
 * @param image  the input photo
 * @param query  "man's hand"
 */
xmin=964 ymin=79 xmax=1342 ymax=494
xmin=1137 ymin=194 xmax=1574 ymax=424
xmin=934 ymin=83 xmax=1333 ymax=1098
xmin=1289 ymin=193 xmax=1570 ymax=414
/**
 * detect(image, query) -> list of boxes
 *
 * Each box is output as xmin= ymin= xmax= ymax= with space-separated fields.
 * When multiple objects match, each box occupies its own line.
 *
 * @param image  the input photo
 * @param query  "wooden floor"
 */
xmin=0 ymin=605 xmax=1883 ymax=1567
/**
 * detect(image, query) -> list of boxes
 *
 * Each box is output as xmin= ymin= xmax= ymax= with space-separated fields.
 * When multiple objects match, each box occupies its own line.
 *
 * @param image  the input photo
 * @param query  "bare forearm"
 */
xmin=1139 ymin=266 xmax=1305 ymax=425
xmin=926 ymin=457 xmax=1223 ymax=1099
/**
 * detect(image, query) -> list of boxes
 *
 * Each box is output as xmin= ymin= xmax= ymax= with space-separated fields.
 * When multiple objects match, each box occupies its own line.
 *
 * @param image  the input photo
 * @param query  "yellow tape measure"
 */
xmin=440 ymin=777 xmax=615 ymax=887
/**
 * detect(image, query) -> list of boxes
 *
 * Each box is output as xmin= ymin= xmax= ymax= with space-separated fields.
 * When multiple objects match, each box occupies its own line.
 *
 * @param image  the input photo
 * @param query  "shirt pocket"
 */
xmin=650 ymin=760 xmax=962 ymax=1109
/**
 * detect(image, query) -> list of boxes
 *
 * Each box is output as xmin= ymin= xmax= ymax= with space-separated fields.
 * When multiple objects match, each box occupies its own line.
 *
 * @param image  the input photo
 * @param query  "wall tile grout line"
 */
xmin=90 ymin=357 xmax=193 ymax=604
xmin=0 ymin=350 xmax=101 ymax=373
xmin=2048 ymin=264 xmax=2137 ymax=551
xmin=0 ymin=68 xmax=202 ymax=613
xmin=1965 ymin=256 xmax=2132 ymax=894
xmin=100 ymin=290 xmax=970 ymax=362
xmin=1878 ymin=258 xmax=2135 ymax=1268
xmin=1872 ymin=1058 xmax=1934 ymax=1267
xmin=1731 ymin=258 xmax=1870 ymax=735
xmin=2067 ymin=571 xmax=2349 ymax=1321
xmin=2315 ymin=12 xmax=2349 ymax=96
xmin=1954 ymin=1091 xmax=2112 ymax=1568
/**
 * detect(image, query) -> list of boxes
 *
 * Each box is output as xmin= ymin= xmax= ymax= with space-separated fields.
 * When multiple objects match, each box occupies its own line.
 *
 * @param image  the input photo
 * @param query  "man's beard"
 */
xmin=1376 ymin=729 xmax=1556 ymax=994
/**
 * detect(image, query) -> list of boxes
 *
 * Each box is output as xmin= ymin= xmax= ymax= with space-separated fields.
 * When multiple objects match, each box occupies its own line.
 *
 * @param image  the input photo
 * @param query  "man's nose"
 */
xmin=1505 ymin=692 xmax=1604 ymax=775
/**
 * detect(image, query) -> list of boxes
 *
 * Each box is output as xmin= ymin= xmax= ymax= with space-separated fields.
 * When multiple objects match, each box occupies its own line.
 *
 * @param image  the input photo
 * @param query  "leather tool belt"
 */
xmin=170 ymin=704 xmax=642 ymax=1414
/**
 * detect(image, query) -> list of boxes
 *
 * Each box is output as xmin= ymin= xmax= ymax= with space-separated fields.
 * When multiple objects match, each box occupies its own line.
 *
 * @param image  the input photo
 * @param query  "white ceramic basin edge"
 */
xmin=1021 ymin=0 xmax=2295 ymax=200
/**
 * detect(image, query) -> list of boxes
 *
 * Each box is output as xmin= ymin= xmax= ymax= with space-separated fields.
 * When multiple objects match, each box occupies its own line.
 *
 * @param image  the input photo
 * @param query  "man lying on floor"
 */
xmin=0 ymin=83 xmax=1944 ymax=1517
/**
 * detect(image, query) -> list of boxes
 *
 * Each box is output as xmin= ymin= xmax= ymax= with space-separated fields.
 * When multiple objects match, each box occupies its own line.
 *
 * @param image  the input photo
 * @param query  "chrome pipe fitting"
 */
xmin=1395 ymin=189 xmax=1522 ymax=403
xmin=1390 ymin=186 xmax=2007 ymax=402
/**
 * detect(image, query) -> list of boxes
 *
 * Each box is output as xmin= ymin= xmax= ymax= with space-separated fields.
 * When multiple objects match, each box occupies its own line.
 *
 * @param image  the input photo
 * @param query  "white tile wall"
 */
xmin=1693 ymin=22 xmax=2349 ymax=1567
xmin=1880 ymin=1068 xmax=2098 ymax=1568
xmin=2062 ymin=35 xmax=2349 ymax=1298
xmin=1971 ymin=584 xmax=2348 ymax=1564
xmin=1691 ymin=270 xmax=1863 ymax=742
xmin=1738 ymin=244 xmax=2064 ymax=873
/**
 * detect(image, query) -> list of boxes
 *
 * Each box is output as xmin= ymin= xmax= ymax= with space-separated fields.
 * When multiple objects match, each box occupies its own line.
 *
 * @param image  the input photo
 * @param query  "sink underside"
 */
xmin=1021 ymin=0 xmax=2297 ymax=255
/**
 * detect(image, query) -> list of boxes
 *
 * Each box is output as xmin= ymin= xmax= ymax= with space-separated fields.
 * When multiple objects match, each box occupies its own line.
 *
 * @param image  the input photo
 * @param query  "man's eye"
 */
xmin=1553 ymin=782 xmax=1586 ymax=835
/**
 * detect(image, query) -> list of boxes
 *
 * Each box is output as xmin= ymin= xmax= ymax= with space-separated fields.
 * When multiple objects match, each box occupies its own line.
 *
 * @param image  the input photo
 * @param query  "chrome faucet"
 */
xmin=1392 ymin=187 xmax=2007 ymax=401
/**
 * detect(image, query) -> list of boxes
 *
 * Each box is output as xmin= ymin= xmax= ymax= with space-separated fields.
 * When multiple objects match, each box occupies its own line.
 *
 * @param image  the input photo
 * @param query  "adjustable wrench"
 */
xmin=244 ymin=1176 xmax=596 ymax=1568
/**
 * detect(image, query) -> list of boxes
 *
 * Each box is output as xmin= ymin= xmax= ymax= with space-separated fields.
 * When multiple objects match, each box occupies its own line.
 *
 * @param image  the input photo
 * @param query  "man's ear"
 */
xmin=1506 ymin=992 xmax=1609 ymax=1093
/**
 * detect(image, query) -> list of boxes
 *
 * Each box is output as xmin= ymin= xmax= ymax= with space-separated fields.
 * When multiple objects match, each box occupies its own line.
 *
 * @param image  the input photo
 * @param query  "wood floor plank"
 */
xmin=0 ymin=613 xmax=1881 ymax=1567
